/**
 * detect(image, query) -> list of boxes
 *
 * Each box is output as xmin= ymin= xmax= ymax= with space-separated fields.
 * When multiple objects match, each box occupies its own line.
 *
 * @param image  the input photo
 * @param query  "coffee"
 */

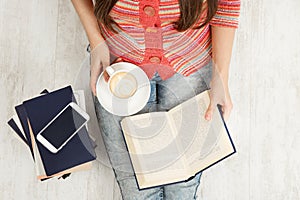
xmin=108 ymin=71 xmax=138 ymax=98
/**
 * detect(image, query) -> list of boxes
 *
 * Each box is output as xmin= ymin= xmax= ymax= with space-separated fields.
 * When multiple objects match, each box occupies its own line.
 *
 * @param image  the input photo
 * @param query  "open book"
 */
xmin=120 ymin=89 xmax=236 ymax=190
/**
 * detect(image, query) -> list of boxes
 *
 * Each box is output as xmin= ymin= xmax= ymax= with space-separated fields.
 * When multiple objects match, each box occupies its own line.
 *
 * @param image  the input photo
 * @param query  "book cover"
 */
xmin=11 ymin=90 xmax=49 ymax=159
xmin=15 ymin=104 xmax=35 ymax=159
xmin=7 ymin=117 xmax=27 ymax=145
xmin=22 ymin=85 xmax=96 ymax=176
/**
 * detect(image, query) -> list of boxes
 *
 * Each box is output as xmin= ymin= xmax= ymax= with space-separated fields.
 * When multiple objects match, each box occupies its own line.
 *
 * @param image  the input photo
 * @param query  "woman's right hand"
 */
xmin=90 ymin=40 xmax=110 ymax=96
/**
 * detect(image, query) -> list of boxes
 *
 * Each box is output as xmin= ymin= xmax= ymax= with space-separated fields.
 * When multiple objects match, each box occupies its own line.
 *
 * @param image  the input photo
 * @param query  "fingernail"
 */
xmin=205 ymin=115 xmax=210 ymax=121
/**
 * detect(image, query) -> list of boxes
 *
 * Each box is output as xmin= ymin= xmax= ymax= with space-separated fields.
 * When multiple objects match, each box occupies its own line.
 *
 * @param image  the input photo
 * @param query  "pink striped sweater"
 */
xmin=99 ymin=0 xmax=241 ymax=80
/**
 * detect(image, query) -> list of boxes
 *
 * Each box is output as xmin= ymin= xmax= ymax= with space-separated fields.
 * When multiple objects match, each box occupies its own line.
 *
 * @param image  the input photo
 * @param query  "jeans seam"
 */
xmin=192 ymin=173 xmax=202 ymax=199
xmin=160 ymin=188 xmax=164 ymax=199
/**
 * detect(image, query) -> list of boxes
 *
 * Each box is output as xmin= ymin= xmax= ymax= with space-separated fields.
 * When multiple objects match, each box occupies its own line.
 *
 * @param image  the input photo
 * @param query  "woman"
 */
xmin=71 ymin=0 xmax=240 ymax=199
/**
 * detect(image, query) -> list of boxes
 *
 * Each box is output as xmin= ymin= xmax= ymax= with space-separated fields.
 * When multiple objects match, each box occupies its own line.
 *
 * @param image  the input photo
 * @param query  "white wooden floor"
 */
xmin=1 ymin=0 xmax=300 ymax=199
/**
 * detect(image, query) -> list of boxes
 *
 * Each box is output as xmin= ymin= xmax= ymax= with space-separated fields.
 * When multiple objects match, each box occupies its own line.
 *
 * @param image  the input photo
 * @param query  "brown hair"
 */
xmin=94 ymin=0 xmax=218 ymax=33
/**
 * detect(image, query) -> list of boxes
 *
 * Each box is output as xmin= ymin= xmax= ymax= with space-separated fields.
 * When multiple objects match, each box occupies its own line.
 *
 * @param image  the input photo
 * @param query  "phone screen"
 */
xmin=40 ymin=105 xmax=87 ymax=149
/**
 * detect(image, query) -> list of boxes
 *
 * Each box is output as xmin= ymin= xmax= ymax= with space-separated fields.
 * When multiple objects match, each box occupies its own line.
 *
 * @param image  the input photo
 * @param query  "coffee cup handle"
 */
xmin=105 ymin=66 xmax=115 ymax=77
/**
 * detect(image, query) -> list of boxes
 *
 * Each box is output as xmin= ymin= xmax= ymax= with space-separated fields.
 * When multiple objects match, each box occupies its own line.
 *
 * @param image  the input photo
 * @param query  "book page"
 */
xmin=168 ymin=90 xmax=234 ymax=176
xmin=121 ymin=112 xmax=189 ymax=188
xmin=73 ymin=90 xmax=86 ymax=111
xmin=27 ymin=118 xmax=46 ymax=177
xmin=12 ymin=114 xmax=27 ymax=143
xmin=168 ymin=93 xmax=212 ymax=168
xmin=188 ymin=107 xmax=235 ymax=175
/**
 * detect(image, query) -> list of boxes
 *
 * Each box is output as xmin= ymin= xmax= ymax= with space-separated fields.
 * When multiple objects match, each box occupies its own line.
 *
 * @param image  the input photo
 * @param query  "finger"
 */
xmin=114 ymin=57 xmax=123 ymax=63
xmin=205 ymin=102 xmax=215 ymax=121
xmin=101 ymin=58 xmax=111 ymax=82
xmin=103 ymin=70 xmax=110 ymax=82
xmin=222 ymin=104 xmax=233 ymax=122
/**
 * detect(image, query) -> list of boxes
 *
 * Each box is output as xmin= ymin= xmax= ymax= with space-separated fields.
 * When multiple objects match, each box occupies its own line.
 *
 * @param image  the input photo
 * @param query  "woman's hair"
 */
xmin=94 ymin=0 xmax=218 ymax=33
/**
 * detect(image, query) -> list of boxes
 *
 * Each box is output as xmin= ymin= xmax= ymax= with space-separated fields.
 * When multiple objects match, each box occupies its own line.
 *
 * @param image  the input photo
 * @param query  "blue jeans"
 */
xmin=94 ymin=63 xmax=212 ymax=200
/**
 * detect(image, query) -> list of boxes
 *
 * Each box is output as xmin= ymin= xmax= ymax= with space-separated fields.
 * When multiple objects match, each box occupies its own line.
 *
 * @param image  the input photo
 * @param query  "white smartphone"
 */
xmin=36 ymin=102 xmax=90 ymax=153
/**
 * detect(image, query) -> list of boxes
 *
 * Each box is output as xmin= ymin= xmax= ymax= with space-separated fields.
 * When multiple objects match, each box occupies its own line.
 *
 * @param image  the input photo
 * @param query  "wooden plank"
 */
xmin=247 ymin=0 xmax=300 ymax=199
xmin=0 ymin=0 xmax=59 ymax=199
xmin=54 ymin=0 xmax=88 ymax=88
xmin=1 ymin=0 xmax=300 ymax=199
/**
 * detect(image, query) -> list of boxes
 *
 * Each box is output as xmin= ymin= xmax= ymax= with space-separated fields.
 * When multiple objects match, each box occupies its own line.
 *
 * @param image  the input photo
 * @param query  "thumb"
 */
xmin=205 ymin=101 xmax=215 ymax=121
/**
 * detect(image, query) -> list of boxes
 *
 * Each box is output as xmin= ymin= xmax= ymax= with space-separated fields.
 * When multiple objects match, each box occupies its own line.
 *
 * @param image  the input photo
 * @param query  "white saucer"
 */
xmin=96 ymin=62 xmax=151 ymax=116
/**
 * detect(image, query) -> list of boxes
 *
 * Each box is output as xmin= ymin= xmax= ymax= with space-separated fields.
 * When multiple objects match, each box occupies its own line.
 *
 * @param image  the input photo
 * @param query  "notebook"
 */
xmin=22 ymin=85 xmax=96 ymax=176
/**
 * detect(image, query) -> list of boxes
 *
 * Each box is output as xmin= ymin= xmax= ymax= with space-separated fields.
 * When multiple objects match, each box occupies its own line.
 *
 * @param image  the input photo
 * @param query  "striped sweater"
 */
xmin=99 ymin=0 xmax=241 ymax=80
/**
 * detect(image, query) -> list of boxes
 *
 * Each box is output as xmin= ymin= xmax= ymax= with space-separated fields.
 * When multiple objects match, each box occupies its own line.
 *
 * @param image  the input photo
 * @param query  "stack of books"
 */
xmin=7 ymin=85 xmax=97 ymax=181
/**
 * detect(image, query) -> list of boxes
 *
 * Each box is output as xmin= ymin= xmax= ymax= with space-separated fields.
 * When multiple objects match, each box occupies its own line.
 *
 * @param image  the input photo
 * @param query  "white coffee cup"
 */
xmin=105 ymin=66 xmax=138 ymax=99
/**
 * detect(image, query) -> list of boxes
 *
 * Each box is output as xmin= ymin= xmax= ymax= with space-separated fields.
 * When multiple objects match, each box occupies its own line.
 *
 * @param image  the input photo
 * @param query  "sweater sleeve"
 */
xmin=209 ymin=0 xmax=241 ymax=28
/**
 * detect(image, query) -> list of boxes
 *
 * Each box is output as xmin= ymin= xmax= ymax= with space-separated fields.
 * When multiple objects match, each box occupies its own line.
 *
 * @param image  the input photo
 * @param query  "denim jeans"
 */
xmin=93 ymin=62 xmax=212 ymax=200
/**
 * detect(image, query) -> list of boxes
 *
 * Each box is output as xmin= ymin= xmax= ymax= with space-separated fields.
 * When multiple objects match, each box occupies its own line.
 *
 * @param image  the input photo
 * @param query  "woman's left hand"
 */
xmin=204 ymin=70 xmax=233 ymax=123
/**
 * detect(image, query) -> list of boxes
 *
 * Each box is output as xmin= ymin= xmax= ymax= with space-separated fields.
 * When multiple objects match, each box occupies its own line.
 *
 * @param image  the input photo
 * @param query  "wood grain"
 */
xmin=1 ymin=0 xmax=300 ymax=199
